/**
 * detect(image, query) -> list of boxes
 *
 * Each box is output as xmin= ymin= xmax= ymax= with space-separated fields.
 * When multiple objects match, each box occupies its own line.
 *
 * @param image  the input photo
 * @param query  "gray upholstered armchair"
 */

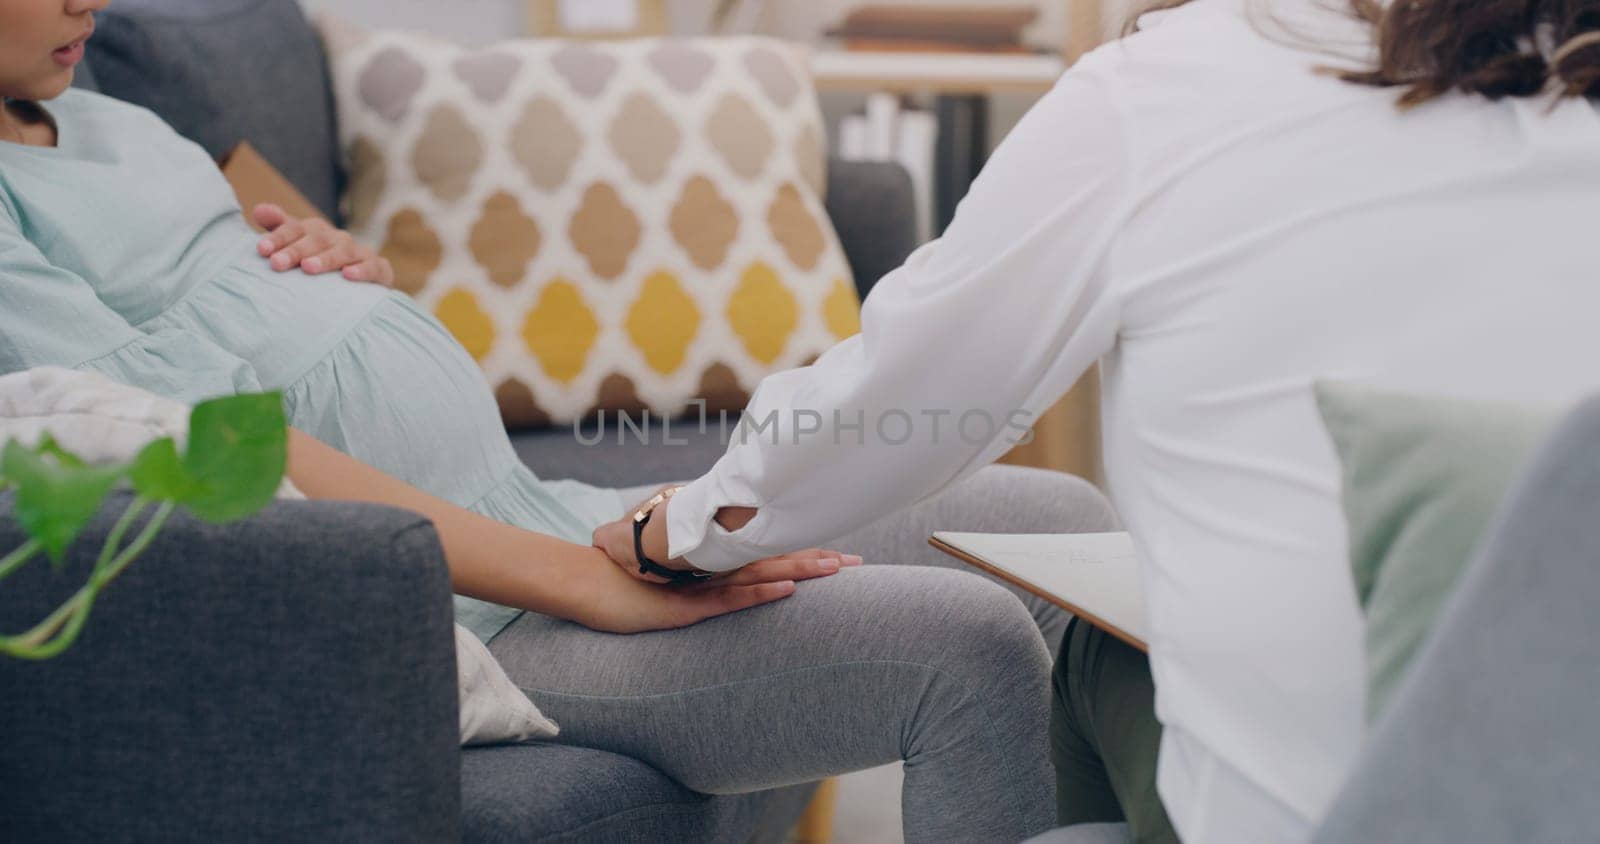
xmin=1031 ymin=397 xmax=1600 ymax=843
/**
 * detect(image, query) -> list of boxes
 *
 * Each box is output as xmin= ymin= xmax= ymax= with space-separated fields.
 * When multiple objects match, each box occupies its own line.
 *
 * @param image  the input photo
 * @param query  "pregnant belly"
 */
xmin=279 ymin=295 xmax=523 ymax=508
xmin=149 ymin=262 xmax=525 ymax=506
xmin=147 ymin=262 xmax=396 ymax=389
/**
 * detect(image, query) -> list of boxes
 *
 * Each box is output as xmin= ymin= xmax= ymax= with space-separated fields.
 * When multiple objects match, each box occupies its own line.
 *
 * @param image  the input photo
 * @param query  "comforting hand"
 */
xmin=564 ymin=547 xmax=819 ymax=634
xmin=591 ymin=488 xmax=862 ymax=585
xmin=252 ymin=203 xmax=395 ymax=287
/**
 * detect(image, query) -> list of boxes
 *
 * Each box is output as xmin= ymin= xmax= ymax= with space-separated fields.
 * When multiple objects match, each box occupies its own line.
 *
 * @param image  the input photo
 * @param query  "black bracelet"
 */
xmin=633 ymin=506 xmax=713 ymax=585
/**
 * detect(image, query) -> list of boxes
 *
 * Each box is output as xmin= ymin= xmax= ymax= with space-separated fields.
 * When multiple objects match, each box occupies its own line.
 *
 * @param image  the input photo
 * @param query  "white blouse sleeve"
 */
xmin=668 ymin=72 xmax=1133 ymax=571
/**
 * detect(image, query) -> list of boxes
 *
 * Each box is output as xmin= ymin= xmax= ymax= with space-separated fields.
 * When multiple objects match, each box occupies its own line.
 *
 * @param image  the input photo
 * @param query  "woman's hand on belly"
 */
xmin=252 ymin=204 xmax=395 ymax=287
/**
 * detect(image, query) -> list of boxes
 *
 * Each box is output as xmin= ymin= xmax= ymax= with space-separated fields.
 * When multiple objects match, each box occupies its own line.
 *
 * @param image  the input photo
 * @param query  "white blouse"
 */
xmin=668 ymin=0 xmax=1600 ymax=839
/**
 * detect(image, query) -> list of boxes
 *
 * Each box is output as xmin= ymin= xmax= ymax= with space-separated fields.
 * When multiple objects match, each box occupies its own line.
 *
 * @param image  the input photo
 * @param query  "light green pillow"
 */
xmin=1314 ymin=382 xmax=1556 ymax=721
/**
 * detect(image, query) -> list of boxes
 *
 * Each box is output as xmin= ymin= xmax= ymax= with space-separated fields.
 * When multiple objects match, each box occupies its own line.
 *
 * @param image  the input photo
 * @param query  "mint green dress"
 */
xmin=0 ymin=90 xmax=625 ymax=641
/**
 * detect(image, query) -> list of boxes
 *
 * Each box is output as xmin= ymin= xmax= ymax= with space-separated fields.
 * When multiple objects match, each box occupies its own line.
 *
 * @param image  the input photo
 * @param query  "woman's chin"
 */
xmin=14 ymin=68 xmax=76 ymax=101
xmin=43 ymin=70 xmax=77 ymax=99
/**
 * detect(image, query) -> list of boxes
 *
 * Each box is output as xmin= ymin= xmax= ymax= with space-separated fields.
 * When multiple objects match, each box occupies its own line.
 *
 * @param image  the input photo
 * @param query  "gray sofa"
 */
xmin=0 ymin=496 xmax=830 ymax=842
xmin=0 ymin=2 xmax=918 ymax=842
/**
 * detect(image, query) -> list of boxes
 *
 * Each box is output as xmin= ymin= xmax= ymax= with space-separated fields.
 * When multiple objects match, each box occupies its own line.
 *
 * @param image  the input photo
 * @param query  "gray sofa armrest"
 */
xmin=826 ymin=157 xmax=919 ymax=301
xmin=0 ymin=493 xmax=460 ymax=844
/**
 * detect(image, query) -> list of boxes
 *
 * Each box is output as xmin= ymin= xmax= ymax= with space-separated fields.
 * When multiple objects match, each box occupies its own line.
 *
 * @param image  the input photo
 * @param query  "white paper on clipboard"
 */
xmin=931 ymin=531 xmax=1149 ymax=651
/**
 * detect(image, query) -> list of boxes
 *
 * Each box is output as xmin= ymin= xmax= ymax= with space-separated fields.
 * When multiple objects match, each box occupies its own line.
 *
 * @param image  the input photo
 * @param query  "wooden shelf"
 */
xmin=810 ymin=50 xmax=1065 ymax=94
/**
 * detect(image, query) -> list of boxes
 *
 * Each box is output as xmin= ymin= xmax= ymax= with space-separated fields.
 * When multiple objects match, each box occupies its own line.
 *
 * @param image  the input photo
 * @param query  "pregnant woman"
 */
xmin=0 ymin=1 xmax=1109 ymax=841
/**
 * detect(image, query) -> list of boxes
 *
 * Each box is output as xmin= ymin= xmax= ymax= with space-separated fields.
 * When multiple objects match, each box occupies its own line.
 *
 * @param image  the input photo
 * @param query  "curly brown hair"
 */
xmin=1132 ymin=0 xmax=1600 ymax=107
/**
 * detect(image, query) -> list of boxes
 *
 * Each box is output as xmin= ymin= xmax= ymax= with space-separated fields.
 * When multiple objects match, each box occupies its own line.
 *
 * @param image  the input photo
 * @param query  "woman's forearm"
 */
xmin=285 ymin=428 xmax=603 ymax=619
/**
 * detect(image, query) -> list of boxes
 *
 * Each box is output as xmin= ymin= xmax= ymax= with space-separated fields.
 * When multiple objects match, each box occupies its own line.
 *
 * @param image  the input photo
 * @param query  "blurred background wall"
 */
xmin=298 ymin=0 xmax=1110 ymax=46
xmin=298 ymin=0 xmax=1135 ymax=149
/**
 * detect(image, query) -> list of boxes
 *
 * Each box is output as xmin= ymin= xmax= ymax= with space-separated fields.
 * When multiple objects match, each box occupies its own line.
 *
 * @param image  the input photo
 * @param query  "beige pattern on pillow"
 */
xmin=319 ymin=18 xmax=862 ymax=426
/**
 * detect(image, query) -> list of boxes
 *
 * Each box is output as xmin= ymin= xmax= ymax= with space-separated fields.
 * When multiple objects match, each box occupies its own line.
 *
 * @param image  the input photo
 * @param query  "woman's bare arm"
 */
xmin=284 ymin=429 xmax=845 ymax=633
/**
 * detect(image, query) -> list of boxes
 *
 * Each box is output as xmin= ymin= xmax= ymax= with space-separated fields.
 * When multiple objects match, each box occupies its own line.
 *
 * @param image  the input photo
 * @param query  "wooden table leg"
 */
xmin=793 ymin=777 xmax=840 ymax=843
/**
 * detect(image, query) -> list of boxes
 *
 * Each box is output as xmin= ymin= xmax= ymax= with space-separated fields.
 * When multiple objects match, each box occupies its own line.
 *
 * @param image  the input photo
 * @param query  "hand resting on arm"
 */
xmin=286 ymin=430 xmax=847 ymax=633
xmin=592 ymin=498 xmax=764 ymax=580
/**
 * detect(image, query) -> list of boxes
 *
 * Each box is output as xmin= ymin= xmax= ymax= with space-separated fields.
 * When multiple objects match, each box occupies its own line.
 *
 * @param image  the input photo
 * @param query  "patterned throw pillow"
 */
xmin=319 ymin=19 xmax=862 ymax=426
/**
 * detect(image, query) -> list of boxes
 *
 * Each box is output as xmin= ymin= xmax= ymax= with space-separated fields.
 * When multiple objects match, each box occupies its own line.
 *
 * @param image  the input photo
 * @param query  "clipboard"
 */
xmin=930 ymin=531 xmax=1148 ymax=653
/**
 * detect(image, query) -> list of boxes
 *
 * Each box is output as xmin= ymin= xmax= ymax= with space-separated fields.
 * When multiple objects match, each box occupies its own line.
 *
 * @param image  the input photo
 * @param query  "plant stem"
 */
xmin=15 ymin=587 xmax=98 ymax=661
xmin=93 ymin=496 xmax=152 ymax=579
xmin=6 ymin=580 xmax=87 ymax=650
xmin=0 ymin=539 xmax=41 ymax=581
xmin=97 ymin=501 xmax=174 ymax=585
xmin=7 ymin=498 xmax=150 ymax=647
xmin=0 ymin=498 xmax=172 ymax=658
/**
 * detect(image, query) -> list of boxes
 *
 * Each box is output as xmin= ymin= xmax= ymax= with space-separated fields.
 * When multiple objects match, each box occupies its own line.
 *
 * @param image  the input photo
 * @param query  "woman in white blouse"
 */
xmin=595 ymin=0 xmax=1600 ymax=840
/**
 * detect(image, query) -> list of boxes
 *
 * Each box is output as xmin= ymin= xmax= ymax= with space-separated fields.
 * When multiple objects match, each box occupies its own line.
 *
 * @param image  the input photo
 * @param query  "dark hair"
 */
xmin=1132 ymin=0 xmax=1600 ymax=107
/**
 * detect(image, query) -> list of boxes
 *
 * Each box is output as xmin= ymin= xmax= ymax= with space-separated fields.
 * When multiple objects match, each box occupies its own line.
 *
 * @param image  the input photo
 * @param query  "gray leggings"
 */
xmin=487 ymin=466 xmax=1118 ymax=843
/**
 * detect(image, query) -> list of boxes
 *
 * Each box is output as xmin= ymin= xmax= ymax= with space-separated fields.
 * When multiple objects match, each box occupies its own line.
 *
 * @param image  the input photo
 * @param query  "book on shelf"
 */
xmin=896 ymin=110 xmax=938 ymax=244
xmin=934 ymin=95 xmax=984 ymax=234
xmin=836 ymin=94 xmax=938 ymax=243
xmin=826 ymin=4 xmax=1039 ymax=53
xmin=864 ymin=92 xmax=900 ymax=161
xmin=820 ymin=5 xmax=1063 ymax=240
xmin=837 ymin=114 xmax=870 ymax=162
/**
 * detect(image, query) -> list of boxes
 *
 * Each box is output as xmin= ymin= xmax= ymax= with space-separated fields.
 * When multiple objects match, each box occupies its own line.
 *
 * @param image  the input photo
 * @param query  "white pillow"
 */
xmin=456 ymin=624 xmax=558 ymax=745
xmin=0 ymin=367 xmax=556 ymax=746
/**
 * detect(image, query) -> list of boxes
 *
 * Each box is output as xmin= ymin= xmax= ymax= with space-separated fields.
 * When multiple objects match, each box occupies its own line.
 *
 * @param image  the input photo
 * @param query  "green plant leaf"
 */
xmin=1 ymin=435 xmax=127 ymax=562
xmin=34 ymin=437 xmax=87 ymax=467
xmin=177 ymin=393 xmax=287 ymax=522
xmin=129 ymin=437 xmax=199 ymax=501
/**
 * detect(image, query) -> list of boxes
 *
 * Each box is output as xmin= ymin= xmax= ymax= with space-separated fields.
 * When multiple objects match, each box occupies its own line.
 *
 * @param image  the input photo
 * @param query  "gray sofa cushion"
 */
xmin=85 ymin=0 xmax=343 ymax=221
xmin=70 ymin=57 xmax=98 ymax=91
xmin=461 ymin=744 xmax=814 ymax=843
xmin=826 ymin=158 xmax=918 ymax=299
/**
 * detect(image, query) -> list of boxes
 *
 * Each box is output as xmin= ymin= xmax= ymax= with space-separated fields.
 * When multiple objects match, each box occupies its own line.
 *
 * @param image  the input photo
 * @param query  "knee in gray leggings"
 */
xmin=867 ymin=567 xmax=1057 ymax=837
xmin=860 ymin=567 xmax=1053 ymax=748
xmin=777 ymin=564 xmax=1051 ymax=757
xmin=939 ymin=466 xmax=1120 ymax=537
xmin=836 ymin=465 xmax=1116 ymax=661
xmin=877 ymin=567 xmax=1048 ymax=672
